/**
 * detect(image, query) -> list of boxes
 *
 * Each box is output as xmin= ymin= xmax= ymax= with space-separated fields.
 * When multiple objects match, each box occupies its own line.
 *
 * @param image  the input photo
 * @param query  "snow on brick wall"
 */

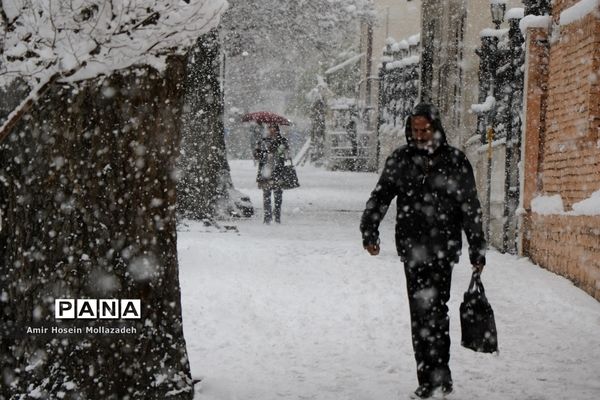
xmin=553 ymin=0 xmax=599 ymax=19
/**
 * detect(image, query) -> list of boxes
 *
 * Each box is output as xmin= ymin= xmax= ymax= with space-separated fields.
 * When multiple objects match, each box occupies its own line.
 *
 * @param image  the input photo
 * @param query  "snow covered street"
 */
xmin=179 ymin=160 xmax=600 ymax=400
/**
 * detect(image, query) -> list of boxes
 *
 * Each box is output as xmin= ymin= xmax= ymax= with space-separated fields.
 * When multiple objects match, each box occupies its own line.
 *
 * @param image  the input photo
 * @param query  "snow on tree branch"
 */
xmin=0 ymin=0 xmax=228 ymax=87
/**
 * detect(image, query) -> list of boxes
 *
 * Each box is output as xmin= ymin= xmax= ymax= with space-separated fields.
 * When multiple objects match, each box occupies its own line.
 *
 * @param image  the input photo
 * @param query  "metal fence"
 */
xmin=378 ymin=40 xmax=420 ymax=130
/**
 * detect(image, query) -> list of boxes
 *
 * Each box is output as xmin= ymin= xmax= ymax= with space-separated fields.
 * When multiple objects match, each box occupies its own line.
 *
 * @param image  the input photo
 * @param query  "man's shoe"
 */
xmin=409 ymin=385 xmax=433 ymax=399
xmin=441 ymin=383 xmax=453 ymax=395
xmin=432 ymin=384 xmax=453 ymax=398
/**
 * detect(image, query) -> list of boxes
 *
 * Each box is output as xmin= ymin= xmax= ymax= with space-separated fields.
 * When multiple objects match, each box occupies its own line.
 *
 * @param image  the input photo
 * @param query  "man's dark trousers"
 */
xmin=404 ymin=258 xmax=454 ymax=390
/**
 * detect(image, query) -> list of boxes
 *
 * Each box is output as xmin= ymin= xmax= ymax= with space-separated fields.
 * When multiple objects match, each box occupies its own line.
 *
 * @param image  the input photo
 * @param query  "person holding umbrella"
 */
xmin=243 ymin=111 xmax=295 ymax=224
xmin=253 ymin=123 xmax=291 ymax=224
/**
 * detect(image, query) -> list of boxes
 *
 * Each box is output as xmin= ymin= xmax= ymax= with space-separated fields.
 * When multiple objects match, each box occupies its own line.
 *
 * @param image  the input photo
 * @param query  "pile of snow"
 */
xmin=560 ymin=0 xmax=599 ymax=26
xmin=506 ymin=8 xmax=525 ymax=20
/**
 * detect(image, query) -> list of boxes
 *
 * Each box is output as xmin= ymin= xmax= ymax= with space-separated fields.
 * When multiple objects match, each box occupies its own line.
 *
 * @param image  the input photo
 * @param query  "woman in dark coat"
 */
xmin=254 ymin=124 xmax=291 ymax=224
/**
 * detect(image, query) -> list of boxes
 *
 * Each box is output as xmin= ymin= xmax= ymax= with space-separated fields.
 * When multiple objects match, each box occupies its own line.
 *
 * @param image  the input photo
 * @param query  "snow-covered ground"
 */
xmin=179 ymin=160 xmax=600 ymax=400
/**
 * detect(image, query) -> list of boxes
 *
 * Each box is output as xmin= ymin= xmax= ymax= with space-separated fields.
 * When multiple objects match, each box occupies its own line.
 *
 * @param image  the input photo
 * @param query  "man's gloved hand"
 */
xmin=364 ymin=244 xmax=380 ymax=256
xmin=472 ymin=264 xmax=484 ymax=274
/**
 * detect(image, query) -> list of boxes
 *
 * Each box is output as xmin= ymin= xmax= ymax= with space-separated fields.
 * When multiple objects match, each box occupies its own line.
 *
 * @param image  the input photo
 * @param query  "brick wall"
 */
xmin=522 ymin=3 xmax=600 ymax=301
xmin=542 ymin=10 xmax=600 ymax=207
xmin=527 ymin=215 xmax=600 ymax=300
xmin=522 ymin=28 xmax=549 ymax=211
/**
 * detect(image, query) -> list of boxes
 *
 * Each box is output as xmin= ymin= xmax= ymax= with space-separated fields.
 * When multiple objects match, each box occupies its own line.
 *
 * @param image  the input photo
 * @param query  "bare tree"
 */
xmin=178 ymin=29 xmax=230 ymax=221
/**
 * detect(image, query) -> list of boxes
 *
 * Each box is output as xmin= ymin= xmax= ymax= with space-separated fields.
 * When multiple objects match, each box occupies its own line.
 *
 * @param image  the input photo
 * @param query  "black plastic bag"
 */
xmin=280 ymin=165 xmax=300 ymax=190
xmin=460 ymin=272 xmax=498 ymax=353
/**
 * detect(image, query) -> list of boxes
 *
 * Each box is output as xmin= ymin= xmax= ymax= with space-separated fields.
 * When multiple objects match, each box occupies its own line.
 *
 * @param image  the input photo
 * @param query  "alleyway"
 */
xmin=179 ymin=160 xmax=600 ymax=400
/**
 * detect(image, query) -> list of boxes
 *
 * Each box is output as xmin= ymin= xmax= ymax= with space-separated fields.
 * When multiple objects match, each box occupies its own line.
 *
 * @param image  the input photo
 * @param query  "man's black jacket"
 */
xmin=360 ymin=107 xmax=486 ymax=266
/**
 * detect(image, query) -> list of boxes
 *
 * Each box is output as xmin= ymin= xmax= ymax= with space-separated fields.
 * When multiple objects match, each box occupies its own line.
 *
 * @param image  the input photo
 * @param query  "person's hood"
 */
xmin=404 ymin=103 xmax=448 ymax=150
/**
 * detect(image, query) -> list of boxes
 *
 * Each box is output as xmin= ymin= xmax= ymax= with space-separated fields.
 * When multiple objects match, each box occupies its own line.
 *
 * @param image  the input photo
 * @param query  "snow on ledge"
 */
xmin=480 ymin=28 xmax=509 ymax=38
xmin=471 ymin=96 xmax=496 ymax=113
xmin=532 ymin=195 xmax=565 ymax=215
xmin=385 ymin=55 xmax=420 ymax=70
xmin=531 ymin=190 xmax=600 ymax=216
xmin=519 ymin=15 xmax=552 ymax=35
xmin=559 ymin=0 xmax=599 ymax=26
xmin=476 ymin=137 xmax=506 ymax=153
xmin=572 ymin=190 xmax=600 ymax=215
xmin=490 ymin=0 xmax=508 ymax=4
xmin=506 ymin=8 xmax=525 ymax=20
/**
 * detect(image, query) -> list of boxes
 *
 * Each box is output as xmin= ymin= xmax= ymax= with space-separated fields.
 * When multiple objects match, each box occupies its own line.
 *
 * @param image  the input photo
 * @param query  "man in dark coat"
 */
xmin=360 ymin=103 xmax=486 ymax=399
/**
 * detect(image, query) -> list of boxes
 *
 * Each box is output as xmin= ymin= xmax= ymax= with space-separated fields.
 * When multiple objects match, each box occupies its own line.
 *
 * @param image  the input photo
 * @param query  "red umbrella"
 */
xmin=241 ymin=111 xmax=291 ymax=126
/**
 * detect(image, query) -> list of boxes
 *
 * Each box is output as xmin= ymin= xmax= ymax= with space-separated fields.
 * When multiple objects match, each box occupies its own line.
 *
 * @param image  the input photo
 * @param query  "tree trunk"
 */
xmin=0 ymin=56 xmax=193 ymax=399
xmin=178 ymin=29 xmax=231 ymax=221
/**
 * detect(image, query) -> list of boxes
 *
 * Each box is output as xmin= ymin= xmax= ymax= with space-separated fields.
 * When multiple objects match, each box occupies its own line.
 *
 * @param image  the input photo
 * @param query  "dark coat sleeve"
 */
xmin=360 ymin=154 xmax=398 ymax=247
xmin=457 ymin=156 xmax=486 ymax=265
